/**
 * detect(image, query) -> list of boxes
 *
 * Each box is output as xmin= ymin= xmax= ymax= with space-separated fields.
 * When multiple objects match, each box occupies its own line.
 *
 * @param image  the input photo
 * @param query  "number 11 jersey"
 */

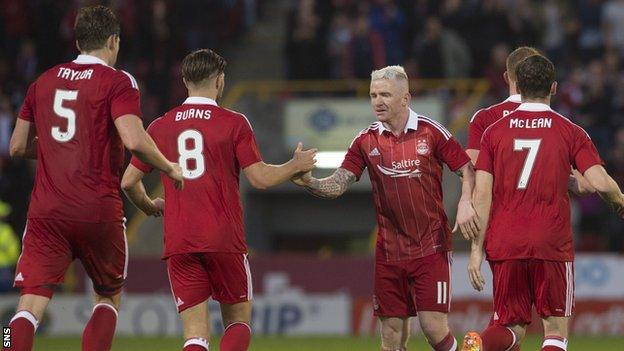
xmin=475 ymin=102 xmax=603 ymax=261
xmin=130 ymin=97 xmax=261 ymax=258
xmin=18 ymin=54 xmax=142 ymax=223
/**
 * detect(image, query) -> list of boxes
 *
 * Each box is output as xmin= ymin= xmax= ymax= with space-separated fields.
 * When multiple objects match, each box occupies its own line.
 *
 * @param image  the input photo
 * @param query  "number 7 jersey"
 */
xmin=475 ymin=102 xmax=603 ymax=261
xmin=18 ymin=55 xmax=142 ymax=222
xmin=130 ymin=97 xmax=262 ymax=258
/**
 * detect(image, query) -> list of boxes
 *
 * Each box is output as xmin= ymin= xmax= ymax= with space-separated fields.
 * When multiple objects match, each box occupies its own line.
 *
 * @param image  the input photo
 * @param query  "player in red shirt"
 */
xmin=461 ymin=55 xmax=624 ymax=351
xmin=467 ymin=46 xmax=593 ymax=197
xmin=120 ymin=49 xmax=316 ymax=351
xmin=5 ymin=6 xmax=184 ymax=351
xmin=292 ymin=65 xmax=479 ymax=351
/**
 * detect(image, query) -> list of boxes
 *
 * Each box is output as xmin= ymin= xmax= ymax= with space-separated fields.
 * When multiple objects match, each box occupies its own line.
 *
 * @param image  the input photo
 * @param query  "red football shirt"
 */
xmin=19 ymin=55 xmax=142 ymax=222
xmin=476 ymin=102 xmax=603 ymax=261
xmin=341 ymin=109 xmax=470 ymax=262
xmin=467 ymin=94 xmax=521 ymax=150
xmin=131 ymin=97 xmax=262 ymax=258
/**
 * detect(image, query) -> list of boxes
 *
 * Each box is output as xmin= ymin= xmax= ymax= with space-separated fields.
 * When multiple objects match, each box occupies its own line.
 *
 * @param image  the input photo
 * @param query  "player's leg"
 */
xmin=220 ymin=301 xmax=252 ymax=351
xmin=77 ymin=220 xmax=127 ymax=351
xmin=374 ymin=259 xmax=413 ymax=351
xmin=411 ymin=252 xmax=457 ymax=351
xmin=168 ymin=253 xmax=213 ymax=351
xmin=533 ymin=260 xmax=573 ymax=351
xmin=6 ymin=219 xmax=72 ymax=351
xmin=462 ymin=260 xmax=530 ymax=351
xmin=207 ymin=252 xmax=253 ymax=351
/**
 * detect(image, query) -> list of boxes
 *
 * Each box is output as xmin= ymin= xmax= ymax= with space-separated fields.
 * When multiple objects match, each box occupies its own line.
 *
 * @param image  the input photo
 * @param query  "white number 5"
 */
xmin=52 ymin=90 xmax=78 ymax=142
xmin=513 ymin=139 xmax=541 ymax=189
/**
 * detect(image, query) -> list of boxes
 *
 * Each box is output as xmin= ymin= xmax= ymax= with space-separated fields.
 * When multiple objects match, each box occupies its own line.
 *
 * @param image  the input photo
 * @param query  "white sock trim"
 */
xmin=504 ymin=327 xmax=517 ymax=351
xmin=11 ymin=310 xmax=39 ymax=330
xmin=449 ymin=337 xmax=458 ymax=351
xmin=224 ymin=321 xmax=251 ymax=333
xmin=93 ymin=303 xmax=119 ymax=319
xmin=184 ymin=337 xmax=209 ymax=350
xmin=543 ymin=338 xmax=568 ymax=350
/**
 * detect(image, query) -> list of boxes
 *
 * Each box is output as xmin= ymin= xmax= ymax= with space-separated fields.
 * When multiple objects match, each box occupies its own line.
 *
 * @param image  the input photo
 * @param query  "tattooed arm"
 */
xmin=292 ymin=168 xmax=357 ymax=199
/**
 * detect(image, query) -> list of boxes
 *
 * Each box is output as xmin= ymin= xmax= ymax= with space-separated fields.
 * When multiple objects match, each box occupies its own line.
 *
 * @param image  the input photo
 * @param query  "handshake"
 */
xmin=290 ymin=142 xmax=317 ymax=187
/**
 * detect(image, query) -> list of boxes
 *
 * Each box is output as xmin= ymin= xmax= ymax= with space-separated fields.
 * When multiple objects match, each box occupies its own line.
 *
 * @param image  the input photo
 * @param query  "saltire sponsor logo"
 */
xmin=376 ymin=164 xmax=422 ymax=178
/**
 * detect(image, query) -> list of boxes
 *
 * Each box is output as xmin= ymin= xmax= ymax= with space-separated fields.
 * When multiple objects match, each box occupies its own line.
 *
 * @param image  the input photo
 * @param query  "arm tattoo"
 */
xmin=305 ymin=168 xmax=356 ymax=199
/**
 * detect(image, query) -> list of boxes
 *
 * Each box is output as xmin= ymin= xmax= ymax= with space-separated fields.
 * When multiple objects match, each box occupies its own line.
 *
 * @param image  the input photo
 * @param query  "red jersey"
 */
xmin=18 ymin=55 xmax=142 ymax=222
xmin=341 ymin=109 xmax=470 ymax=262
xmin=130 ymin=97 xmax=262 ymax=258
xmin=476 ymin=102 xmax=603 ymax=261
xmin=467 ymin=94 xmax=521 ymax=150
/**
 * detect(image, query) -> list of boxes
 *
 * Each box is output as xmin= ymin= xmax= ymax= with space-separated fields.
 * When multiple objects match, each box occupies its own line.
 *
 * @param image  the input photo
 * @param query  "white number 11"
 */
xmin=513 ymin=139 xmax=541 ymax=189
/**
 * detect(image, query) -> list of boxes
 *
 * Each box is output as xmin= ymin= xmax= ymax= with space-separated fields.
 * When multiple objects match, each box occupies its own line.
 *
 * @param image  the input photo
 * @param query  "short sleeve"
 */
xmin=18 ymin=82 xmax=36 ymax=122
xmin=110 ymin=71 xmax=142 ymax=120
xmin=467 ymin=109 xmax=487 ymax=150
xmin=129 ymin=120 xmax=158 ymax=173
xmin=340 ymin=134 xmax=366 ymax=180
xmin=438 ymin=136 xmax=471 ymax=172
xmin=571 ymin=127 xmax=603 ymax=174
xmin=235 ymin=116 xmax=262 ymax=169
xmin=475 ymin=130 xmax=494 ymax=174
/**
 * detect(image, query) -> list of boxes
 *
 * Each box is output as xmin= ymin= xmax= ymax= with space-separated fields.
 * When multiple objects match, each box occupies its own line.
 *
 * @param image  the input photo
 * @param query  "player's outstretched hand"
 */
xmin=468 ymin=250 xmax=486 ymax=292
xmin=453 ymin=199 xmax=480 ymax=240
xmin=292 ymin=142 xmax=317 ymax=173
xmin=291 ymin=171 xmax=312 ymax=187
xmin=148 ymin=197 xmax=165 ymax=217
xmin=166 ymin=163 xmax=184 ymax=190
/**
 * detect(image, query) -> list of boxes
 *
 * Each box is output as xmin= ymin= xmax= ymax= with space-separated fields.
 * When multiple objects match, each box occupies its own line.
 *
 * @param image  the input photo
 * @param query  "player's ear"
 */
xmin=503 ymin=71 xmax=510 ymax=85
xmin=550 ymin=82 xmax=557 ymax=96
xmin=75 ymin=40 xmax=81 ymax=52
xmin=216 ymin=73 xmax=225 ymax=90
xmin=182 ymin=77 xmax=190 ymax=90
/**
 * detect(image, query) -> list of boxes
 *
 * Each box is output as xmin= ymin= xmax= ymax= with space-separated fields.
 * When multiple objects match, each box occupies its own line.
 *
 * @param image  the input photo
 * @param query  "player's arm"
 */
xmin=291 ymin=167 xmax=357 ymax=199
xmin=453 ymin=162 xmax=480 ymax=239
xmin=114 ymin=115 xmax=183 ymax=189
xmin=120 ymin=164 xmax=164 ymax=217
xmin=568 ymin=168 xmax=596 ymax=196
xmin=243 ymin=142 xmax=317 ymax=190
xmin=468 ymin=170 xmax=493 ymax=292
xmin=583 ymin=165 xmax=624 ymax=217
xmin=9 ymin=119 xmax=38 ymax=159
xmin=466 ymin=149 xmax=479 ymax=166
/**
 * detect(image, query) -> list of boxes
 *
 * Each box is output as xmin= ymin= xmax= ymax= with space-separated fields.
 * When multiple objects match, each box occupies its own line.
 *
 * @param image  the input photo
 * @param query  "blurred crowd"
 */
xmin=285 ymin=0 xmax=624 ymax=251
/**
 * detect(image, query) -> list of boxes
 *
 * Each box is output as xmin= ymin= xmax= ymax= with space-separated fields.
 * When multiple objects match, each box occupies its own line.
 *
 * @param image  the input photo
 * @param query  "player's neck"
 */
xmin=80 ymin=50 xmax=112 ymax=66
xmin=383 ymin=109 xmax=409 ymax=136
xmin=187 ymin=89 xmax=218 ymax=101
xmin=521 ymin=96 xmax=551 ymax=105
xmin=509 ymin=81 xmax=519 ymax=96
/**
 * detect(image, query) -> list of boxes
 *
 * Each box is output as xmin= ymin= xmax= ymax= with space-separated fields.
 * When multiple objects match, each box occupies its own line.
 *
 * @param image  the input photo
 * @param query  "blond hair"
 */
xmin=371 ymin=65 xmax=409 ymax=82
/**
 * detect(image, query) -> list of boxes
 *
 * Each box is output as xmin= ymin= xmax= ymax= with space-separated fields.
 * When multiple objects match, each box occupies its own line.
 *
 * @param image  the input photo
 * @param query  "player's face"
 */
xmin=369 ymin=79 xmax=408 ymax=123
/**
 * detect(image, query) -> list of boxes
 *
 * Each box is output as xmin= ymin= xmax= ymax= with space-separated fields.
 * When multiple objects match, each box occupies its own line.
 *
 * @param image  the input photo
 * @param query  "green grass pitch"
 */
xmin=31 ymin=335 xmax=624 ymax=350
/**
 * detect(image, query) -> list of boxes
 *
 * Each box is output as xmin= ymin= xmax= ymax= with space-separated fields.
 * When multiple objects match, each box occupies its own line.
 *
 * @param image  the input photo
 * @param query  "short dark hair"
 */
xmin=515 ymin=55 xmax=555 ymax=99
xmin=74 ymin=5 xmax=120 ymax=52
xmin=506 ymin=46 xmax=540 ymax=81
xmin=182 ymin=49 xmax=227 ymax=84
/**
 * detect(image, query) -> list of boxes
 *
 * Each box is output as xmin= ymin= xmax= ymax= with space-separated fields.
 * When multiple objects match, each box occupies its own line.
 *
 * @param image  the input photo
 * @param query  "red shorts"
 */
xmin=489 ymin=259 xmax=574 ymax=326
xmin=15 ymin=218 xmax=127 ymax=298
xmin=166 ymin=252 xmax=252 ymax=313
xmin=373 ymin=252 xmax=452 ymax=317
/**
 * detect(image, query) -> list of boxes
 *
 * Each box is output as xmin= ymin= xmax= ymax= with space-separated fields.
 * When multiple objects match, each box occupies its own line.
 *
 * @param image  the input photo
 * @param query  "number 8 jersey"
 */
xmin=130 ymin=97 xmax=262 ymax=258
xmin=475 ymin=102 xmax=603 ymax=261
xmin=18 ymin=54 xmax=142 ymax=222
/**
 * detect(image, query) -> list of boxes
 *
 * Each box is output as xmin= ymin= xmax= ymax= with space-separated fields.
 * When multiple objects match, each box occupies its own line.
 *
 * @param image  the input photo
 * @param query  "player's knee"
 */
xmin=94 ymin=293 xmax=121 ymax=310
xmin=542 ymin=317 xmax=568 ymax=337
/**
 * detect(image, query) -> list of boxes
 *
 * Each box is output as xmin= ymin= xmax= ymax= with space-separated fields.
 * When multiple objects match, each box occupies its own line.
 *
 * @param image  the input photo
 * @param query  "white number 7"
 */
xmin=514 ymin=139 xmax=541 ymax=189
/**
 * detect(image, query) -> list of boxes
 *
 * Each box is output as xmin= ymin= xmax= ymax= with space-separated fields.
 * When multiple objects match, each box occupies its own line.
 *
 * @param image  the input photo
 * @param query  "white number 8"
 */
xmin=52 ymin=90 xmax=78 ymax=142
xmin=177 ymin=130 xmax=205 ymax=179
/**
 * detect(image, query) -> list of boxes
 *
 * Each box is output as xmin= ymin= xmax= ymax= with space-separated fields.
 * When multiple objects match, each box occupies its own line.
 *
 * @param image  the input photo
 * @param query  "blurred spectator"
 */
xmin=413 ymin=17 xmax=471 ymax=78
xmin=285 ymin=0 xmax=329 ymax=79
xmin=369 ymin=0 xmax=407 ymax=65
xmin=0 ymin=201 xmax=18 ymax=292
xmin=343 ymin=14 xmax=386 ymax=79
xmin=602 ymin=0 xmax=624 ymax=55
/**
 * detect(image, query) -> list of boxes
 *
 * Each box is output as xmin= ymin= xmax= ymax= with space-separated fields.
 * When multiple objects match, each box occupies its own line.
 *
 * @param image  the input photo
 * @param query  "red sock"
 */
xmin=183 ymin=337 xmax=208 ymax=351
xmin=220 ymin=322 xmax=251 ymax=351
xmin=432 ymin=331 xmax=457 ymax=351
xmin=3 ymin=311 xmax=37 ymax=351
xmin=542 ymin=335 xmax=567 ymax=350
xmin=81 ymin=303 xmax=118 ymax=351
xmin=481 ymin=325 xmax=517 ymax=351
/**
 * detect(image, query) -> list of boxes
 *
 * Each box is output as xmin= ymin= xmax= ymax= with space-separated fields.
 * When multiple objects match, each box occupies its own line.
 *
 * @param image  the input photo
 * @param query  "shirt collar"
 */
xmin=73 ymin=54 xmax=109 ymax=67
xmin=506 ymin=94 xmax=521 ymax=103
xmin=378 ymin=108 xmax=419 ymax=135
xmin=183 ymin=96 xmax=218 ymax=106
xmin=516 ymin=102 xmax=552 ymax=112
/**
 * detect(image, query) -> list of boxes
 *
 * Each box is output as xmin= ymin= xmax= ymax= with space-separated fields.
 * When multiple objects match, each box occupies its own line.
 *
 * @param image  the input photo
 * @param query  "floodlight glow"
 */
xmin=315 ymin=151 xmax=347 ymax=169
